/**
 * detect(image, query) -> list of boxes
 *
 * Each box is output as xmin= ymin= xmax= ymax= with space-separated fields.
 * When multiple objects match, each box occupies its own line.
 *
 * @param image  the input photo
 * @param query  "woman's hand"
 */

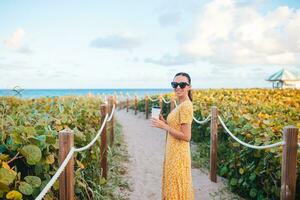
xmin=150 ymin=117 xmax=168 ymax=130
xmin=159 ymin=114 xmax=167 ymax=123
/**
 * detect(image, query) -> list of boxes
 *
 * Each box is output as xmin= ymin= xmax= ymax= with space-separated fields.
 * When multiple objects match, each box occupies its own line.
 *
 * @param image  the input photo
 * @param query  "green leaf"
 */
xmin=0 ymin=145 xmax=7 ymax=153
xmin=19 ymin=181 xmax=33 ymax=195
xmin=232 ymin=142 xmax=240 ymax=147
xmin=249 ymin=188 xmax=257 ymax=198
xmin=230 ymin=178 xmax=238 ymax=186
xmin=0 ymin=168 xmax=16 ymax=185
xmin=0 ymin=181 xmax=10 ymax=192
xmin=24 ymin=126 xmax=36 ymax=137
xmin=45 ymin=135 xmax=56 ymax=144
xmin=220 ymin=166 xmax=228 ymax=176
xmin=20 ymin=145 xmax=42 ymax=165
xmin=24 ymin=176 xmax=41 ymax=188
xmin=249 ymin=172 xmax=256 ymax=181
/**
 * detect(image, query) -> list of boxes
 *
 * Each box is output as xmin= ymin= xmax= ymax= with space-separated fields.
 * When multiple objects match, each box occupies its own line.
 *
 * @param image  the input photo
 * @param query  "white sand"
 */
xmin=116 ymin=109 xmax=243 ymax=200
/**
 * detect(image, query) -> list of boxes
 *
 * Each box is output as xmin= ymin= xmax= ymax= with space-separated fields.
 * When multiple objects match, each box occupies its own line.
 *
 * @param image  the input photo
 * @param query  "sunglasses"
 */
xmin=171 ymin=82 xmax=190 ymax=89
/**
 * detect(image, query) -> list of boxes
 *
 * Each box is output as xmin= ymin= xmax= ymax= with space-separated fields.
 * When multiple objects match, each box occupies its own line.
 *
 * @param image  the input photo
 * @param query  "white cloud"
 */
xmin=17 ymin=45 xmax=33 ymax=55
xmin=183 ymin=0 xmax=300 ymax=66
xmin=3 ymin=28 xmax=33 ymax=54
xmin=90 ymin=34 xmax=141 ymax=50
xmin=4 ymin=28 xmax=25 ymax=49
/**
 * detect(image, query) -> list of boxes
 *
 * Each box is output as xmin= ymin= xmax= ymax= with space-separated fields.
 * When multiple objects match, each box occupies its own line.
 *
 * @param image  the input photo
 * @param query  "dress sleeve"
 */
xmin=179 ymin=102 xmax=193 ymax=124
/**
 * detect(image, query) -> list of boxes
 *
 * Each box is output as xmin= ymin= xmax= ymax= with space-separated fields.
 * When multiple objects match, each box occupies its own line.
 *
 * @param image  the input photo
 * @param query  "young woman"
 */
xmin=151 ymin=72 xmax=194 ymax=200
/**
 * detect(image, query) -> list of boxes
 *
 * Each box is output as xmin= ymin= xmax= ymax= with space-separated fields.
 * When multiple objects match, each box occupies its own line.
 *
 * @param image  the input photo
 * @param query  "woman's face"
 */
xmin=173 ymin=75 xmax=191 ymax=98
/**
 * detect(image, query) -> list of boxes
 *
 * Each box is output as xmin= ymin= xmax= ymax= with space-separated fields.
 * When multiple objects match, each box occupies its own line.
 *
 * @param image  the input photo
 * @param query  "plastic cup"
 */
xmin=151 ymin=106 xmax=161 ymax=119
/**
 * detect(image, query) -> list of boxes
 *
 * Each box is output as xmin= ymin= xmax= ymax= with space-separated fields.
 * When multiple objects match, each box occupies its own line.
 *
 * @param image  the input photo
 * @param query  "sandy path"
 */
xmin=115 ymin=109 xmax=243 ymax=200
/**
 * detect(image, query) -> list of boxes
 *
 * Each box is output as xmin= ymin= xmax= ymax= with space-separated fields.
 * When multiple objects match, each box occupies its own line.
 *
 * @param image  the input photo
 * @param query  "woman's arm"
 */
xmin=150 ymin=118 xmax=191 ymax=142
xmin=167 ymin=123 xmax=191 ymax=142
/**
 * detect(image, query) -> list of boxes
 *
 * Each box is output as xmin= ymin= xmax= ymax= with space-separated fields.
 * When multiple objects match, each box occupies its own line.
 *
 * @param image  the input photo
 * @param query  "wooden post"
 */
xmin=113 ymin=93 xmax=117 ymax=109
xmin=210 ymin=106 xmax=218 ymax=183
xmin=134 ymin=96 xmax=138 ymax=115
xmin=159 ymin=94 xmax=163 ymax=110
xmin=100 ymin=104 xmax=108 ymax=179
xmin=120 ymin=95 xmax=123 ymax=109
xmin=170 ymin=96 xmax=175 ymax=111
xmin=119 ymin=92 xmax=122 ymax=109
xmin=145 ymin=95 xmax=149 ymax=119
xmin=110 ymin=96 xmax=115 ymax=146
xmin=281 ymin=126 xmax=298 ymax=200
xmin=59 ymin=129 xmax=74 ymax=200
xmin=126 ymin=97 xmax=129 ymax=112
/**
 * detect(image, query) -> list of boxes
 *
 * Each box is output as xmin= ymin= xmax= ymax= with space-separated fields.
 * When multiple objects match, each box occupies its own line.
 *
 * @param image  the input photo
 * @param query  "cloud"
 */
xmin=126 ymin=57 xmax=140 ymax=62
xmin=90 ymin=34 xmax=141 ymax=50
xmin=4 ymin=28 xmax=25 ymax=49
xmin=0 ymin=61 xmax=33 ymax=71
xmin=183 ymin=0 xmax=300 ymax=66
xmin=158 ymin=12 xmax=181 ymax=27
xmin=144 ymin=53 xmax=196 ymax=66
xmin=3 ymin=28 xmax=33 ymax=55
xmin=17 ymin=45 xmax=33 ymax=55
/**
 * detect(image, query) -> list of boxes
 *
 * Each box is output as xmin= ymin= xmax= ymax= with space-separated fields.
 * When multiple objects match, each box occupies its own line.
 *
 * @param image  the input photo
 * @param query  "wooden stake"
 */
xmin=100 ymin=104 xmax=108 ymax=179
xmin=281 ymin=126 xmax=298 ymax=200
xmin=134 ymin=96 xmax=138 ymax=115
xmin=59 ymin=129 xmax=74 ymax=200
xmin=145 ymin=95 xmax=149 ymax=119
xmin=210 ymin=106 xmax=218 ymax=183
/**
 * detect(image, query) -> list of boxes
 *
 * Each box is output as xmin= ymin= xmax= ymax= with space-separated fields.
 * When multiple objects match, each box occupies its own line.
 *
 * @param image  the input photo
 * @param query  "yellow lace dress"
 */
xmin=162 ymin=99 xmax=194 ymax=200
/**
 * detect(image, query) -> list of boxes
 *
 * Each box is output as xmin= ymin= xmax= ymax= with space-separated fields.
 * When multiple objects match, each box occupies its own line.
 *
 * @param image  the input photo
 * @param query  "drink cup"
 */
xmin=151 ymin=106 xmax=161 ymax=119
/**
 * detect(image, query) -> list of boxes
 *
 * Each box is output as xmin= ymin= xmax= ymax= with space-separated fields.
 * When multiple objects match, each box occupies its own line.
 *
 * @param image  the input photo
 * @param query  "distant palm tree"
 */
xmin=11 ymin=86 xmax=24 ymax=97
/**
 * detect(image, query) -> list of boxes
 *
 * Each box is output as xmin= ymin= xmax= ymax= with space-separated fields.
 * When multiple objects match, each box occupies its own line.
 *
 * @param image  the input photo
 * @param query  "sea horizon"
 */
xmin=0 ymin=88 xmax=173 ymax=98
xmin=0 ymin=86 xmax=278 ymax=99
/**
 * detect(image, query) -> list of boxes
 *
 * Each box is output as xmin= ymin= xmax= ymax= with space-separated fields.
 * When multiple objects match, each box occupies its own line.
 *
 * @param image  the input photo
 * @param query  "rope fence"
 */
xmin=161 ymin=96 xmax=171 ymax=104
xmin=218 ymin=116 xmax=284 ymax=149
xmin=148 ymin=95 xmax=159 ymax=102
xmin=70 ymin=92 xmax=300 ymax=200
xmin=118 ymin=93 xmax=299 ymax=200
xmin=193 ymin=114 xmax=211 ymax=125
xmin=35 ymin=96 xmax=116 ymax=200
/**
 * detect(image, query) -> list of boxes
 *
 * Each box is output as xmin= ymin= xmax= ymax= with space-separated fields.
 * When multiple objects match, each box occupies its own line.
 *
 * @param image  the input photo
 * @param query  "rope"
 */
xmin=148 ymin=95 xmax=159 ymax=102
xmin=74 ymin=114 xmax=109 ymax=152
xmin=35 ymin=147 xmax=75 ymax=200
xmin=107 ymin=104 xmax=116 ymax=122
xmin=36 ymin=112 xmax=111 ymax=200
xmin=162 ymin=96 xmax=171 ymax=104
xmin=193 ymin=114 xmax=211 ymax=124
xmin=218 ymin=116 xmax=284 ymax=149
xmin=172 ymin=99 xmax=210 ymax=124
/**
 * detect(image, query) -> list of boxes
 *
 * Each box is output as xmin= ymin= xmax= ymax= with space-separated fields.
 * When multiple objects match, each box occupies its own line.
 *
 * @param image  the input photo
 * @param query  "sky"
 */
xmin=1 ymin=0 xmax=300 ymax=89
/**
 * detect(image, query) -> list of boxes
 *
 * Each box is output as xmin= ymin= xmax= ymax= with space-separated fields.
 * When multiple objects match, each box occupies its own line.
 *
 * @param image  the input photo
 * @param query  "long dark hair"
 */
xmin=174 ymin=72 xmax=192 ymax=101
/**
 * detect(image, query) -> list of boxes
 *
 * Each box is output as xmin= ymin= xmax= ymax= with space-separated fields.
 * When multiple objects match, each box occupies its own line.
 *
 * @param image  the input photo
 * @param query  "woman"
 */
xmin=151 ymin=72 xmax=194 ymax=200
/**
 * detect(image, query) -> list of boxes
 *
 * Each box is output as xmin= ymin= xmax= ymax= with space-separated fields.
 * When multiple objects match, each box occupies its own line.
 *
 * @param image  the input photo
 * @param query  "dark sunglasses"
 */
xmin=171 ymin=82 xmax=190 ymax=89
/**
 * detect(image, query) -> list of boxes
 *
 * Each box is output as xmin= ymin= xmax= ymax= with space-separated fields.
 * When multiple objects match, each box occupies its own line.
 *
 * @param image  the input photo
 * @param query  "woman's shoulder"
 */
xmin=180 ymin=99 xmax=193 ymax=109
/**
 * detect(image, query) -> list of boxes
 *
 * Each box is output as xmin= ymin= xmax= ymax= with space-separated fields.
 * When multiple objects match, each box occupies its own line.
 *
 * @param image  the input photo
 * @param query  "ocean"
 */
xmin=0 ymin=89 xmax=172 ymax=98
